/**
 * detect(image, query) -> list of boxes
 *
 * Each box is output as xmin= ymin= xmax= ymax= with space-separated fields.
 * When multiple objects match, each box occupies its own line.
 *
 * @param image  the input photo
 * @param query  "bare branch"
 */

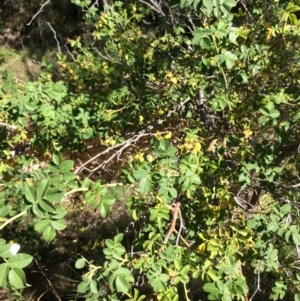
xmin=34 ymin=259 xmax=62 ymax=301
xmin=74 ymin=131 xmax=168 ymax=175
xmin=163 ymin=202 xmax=181 ymax=244
xmin=94 ymin=47 xmax=112 ymax=61
xmin=64 ymin=45 xmax=76 ymax=61
xmin=0 ymin=122 xmax=17 ymax=130
xmin=14 ymin=77 xmax=26 ymax=85
xmin=140 ymin=0 xmax=165 ymax=16
xmin=175 ymin=206 xmax=183 ymax=247
xmin=46 ymin=23 xmax=61 ymax=53
xmin=27 ymin=0 xmax=51 ymax=26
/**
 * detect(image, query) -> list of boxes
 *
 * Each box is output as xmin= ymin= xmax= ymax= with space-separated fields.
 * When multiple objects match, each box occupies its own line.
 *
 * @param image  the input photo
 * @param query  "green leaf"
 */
xmin=139 ymin=177 xmax=152 ymax=194
xmin=133 ymin=169 xmax=148 ymax=180
xmin=201 ymin=36 xmax=211 ymax=49
xmin=269 ymin=109 xmax=280 ymax=119
xmin=59 ymin=160 xmax=74 ymax=173
xmin=166 ymin=146 xmax=177 ymax=156
xmin=102 ymin=195 xmax=116 ymax=205
xmin=267 ymin=221 xmax=279 ymax=232
xmin=44 ymin=191 xmax=65 ymax=203
xmin=8 ymin=268 xmax=26 ymax=289
xmin=169 ymin=187 xmax=178 ymax=198
xmin=43 ymin=226 xmax=56 ymax=242
xmin=50 ymin=219 xmax=67 ymax=230
xmin=207 ymin=269 xmax=221 ymax=281
xmin=36 ymin=179 xmax=49 ymax=200
xmin=203 ymin=0 xmax=214 ymax=15
xmin=0 ymin=206 xmax=10 ymax=217
xmin=63 ymin=172 xmax=77 ymax=182
xmin=39 ymin=200 xmax=57 ymax=213
xmin=77 ymin=281 xmax=89 ymax=293
xmin=90 ymin=279 xmax=98 ymax=294
xmin=115 ymin=267 xmax=132 ymax=276
xmin=115 ymin=276 xmax=131 ymax=293
xmin=258 ymin=116 xmax=269 ymax=125
xmin=0 ymin=239 xmax=6 ymax=248
xmin=52 ymin=152 xmax=63 ymax=165
xmin=24 ymin=185 xmax=36 ymax=203
xmin=180 ymin=265 xmax=190 ymax=276
xmin=224 ymin=0 xmax=237 ymax=8
xmin=280 ymin=204 xmax=291 ymax=214
xmin=114 ymin=233 xmax=124 ymax=243
xmin=35 ymin=219 xmax=51 ymax=232
xmin=32 ymin=204 xmax=46 ymax=218
xmin=149 ymin=277 xmax=167 ymax=293
xmin=82 ymin=127 xmax=93 ymax=139
xmin=8 ymin=254 xmax=33 ymax=269
xmin=293 ymin=233 xmax=300 ymax=245
xmin=75 ymin=258 xmax=86 ymax=269
xmin=0 ymin=263 xmax=9 ymax=287
xmin=99 ymin=202 xmax=110 ymax=217
xmin=203 ymin=282 xmax=219 ymax=294
xmin=0 ymin=244 xmax=15 ymax=259
xmin=159 ymin=139 xmax=170 ymax=151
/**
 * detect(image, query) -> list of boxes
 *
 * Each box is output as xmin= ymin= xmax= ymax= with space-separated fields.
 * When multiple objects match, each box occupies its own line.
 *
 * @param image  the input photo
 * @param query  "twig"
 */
xmin=64 ymin=45 xmax=76 ymax=61
xmin=34 ymin=259 xmax=62 ymax=301
xmin=0 ymin=122 xmax=17 ymax=130
xmin=0 ymin=210 xmax=27 ymax=230
xmin=140 ymin=0 xmax=165 ymax=16
xmin=46 ymin=23 xmax=61 ymax=53
xmin=74 ymin=131 xmax=168 ymax=175
xmin=175 ymin=205 xmax=183 ymax=246
xmin=94 ymin=47 xmax=112 ymax=61
xmin=14 ymin=77 xmax=26 ymax=85
xmin=27 ymin=0 xmax=51 ymax=26
xmin=163 ymin=202 xmax=181 ymax=244
xmin=249 ymin=242 xmax=270 ymax=301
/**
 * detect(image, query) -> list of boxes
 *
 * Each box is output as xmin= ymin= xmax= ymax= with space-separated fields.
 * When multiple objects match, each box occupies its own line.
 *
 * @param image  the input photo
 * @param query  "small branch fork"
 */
xmin=163 ymin=202 xmax=181 ymax=245
xmin=74 ymin=131 xmax=169 ymax=175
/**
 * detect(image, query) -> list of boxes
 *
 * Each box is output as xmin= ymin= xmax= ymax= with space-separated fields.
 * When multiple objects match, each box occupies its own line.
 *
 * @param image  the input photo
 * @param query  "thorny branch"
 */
xmin=27 ymin=0 xmax=51 ymax=26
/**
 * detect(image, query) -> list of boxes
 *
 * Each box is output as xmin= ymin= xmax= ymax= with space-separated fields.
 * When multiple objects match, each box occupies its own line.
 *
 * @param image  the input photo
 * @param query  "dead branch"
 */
xmin=47 ymin=23 xmax=61 ymax=53
xmin=27 ymin=0 xmax=51 ymax=26
xmin=74 ymin=131 xmax=168 ymax=175
xmin=0 ymin=122 xmax=17 ymax=130
xmin=139 ymin=0 xmax=166 ymax=16
xmin=64 ymin=45 xmax=76 ymax=61
xmin=163 ymin=202 xmax=181 ymax=244
xmin=34 ymin=259 xmax=62 ymax=301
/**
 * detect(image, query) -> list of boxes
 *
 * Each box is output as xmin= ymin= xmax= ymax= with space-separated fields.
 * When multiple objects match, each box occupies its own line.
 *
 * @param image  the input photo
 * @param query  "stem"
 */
xmin=183 ymin=282 xmax=191 ymax=301
xmin=0 ymin=210 xmax=27 ymax=230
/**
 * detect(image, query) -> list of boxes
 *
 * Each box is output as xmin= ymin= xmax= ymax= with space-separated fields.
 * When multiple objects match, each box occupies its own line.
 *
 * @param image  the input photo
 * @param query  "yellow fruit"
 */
xmin=164 ymin=132 xmax=172 ymax=139
xmin=169 ymin=77 xmax=178 ymax=85
xmin=146 ymin=153 xmax=156 ymax=163
xmin=193 ymin=142 xmax=201 ymax=152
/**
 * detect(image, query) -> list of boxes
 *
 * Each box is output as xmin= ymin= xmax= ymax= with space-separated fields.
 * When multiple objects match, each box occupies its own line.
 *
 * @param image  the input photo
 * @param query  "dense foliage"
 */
xmin=1 ymin=0 xmax=300 ymax=300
